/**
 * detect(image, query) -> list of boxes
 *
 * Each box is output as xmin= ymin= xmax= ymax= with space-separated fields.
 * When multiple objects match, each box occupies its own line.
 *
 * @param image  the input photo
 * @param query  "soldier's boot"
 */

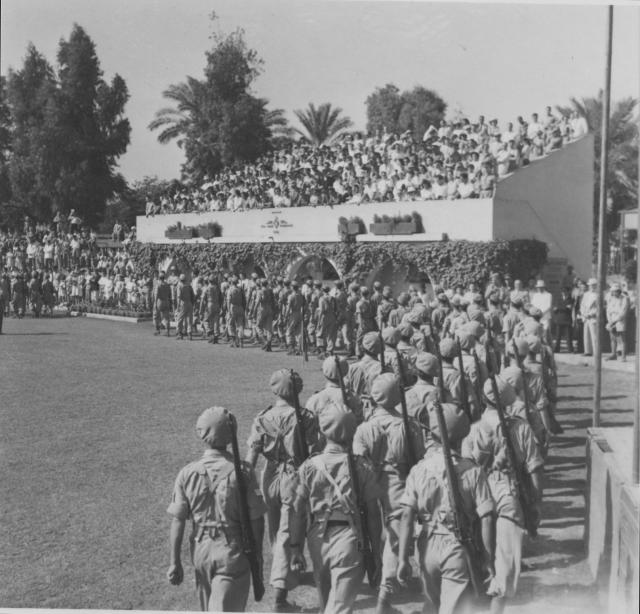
xmin=265 ymin=341 xmax=272 ymax=352
xmin=375 ymin=592 xmax=393 ymax=614
xmin=166 ymin=325 xmax=170 ymax=337
xmin=189 ymin=331 xmax=193 ymax=341
xmin=154 ymin=327 xmax=161 ymax=336
xmin=273 ymin=589 xmax=298 ymax=613
xmin=286 ymin=342 xmax=296 ymax=355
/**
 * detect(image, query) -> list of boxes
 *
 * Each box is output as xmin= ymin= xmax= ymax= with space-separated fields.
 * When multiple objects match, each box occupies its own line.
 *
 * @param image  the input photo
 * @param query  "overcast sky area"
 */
xmin=1 ymin=0 xmax=638 ymax=183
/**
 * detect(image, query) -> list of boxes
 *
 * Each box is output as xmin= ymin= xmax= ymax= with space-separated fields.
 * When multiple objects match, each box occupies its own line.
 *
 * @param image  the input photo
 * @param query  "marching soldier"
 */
xmin=176 ymin=273 xmax=195 ymax=340
xmin=462 ymin=378 xmax=544 ymax=614
xmin=370 ymin=280 xmax=384 ymax=314
xmin=12 ymin=272 xmax=27 ymax=318
xmin=381 ymin=327 xmax=416 ymax=387
xmin=397 ymin=402 xmax=495 ymax=614
xmin=256 ymin=278 xmax=277 ymax=352
xmin=456 ymin=329 xmax=489 ymax=402
xmin=397 ymin=322 xmax=419 ymax=368
xmin=388 ymin=292 xmax=410 ymax=328
xmin=316 ymin=285 xmax=338 ymax=358
xmin=306 ymin=356 xmax=363 ymax=421
xmin=405 ymin=352 xmax=441 ymax=430
xmin=443 ymin=296 xmax=469 ymax=339
xmin=438 ymin=338 xmax=481 ymax=422
xmin=226 ymin=278 xmax=246 ymax=348
xmin=356 ymin=286 xmax=377 ymax=358
xmin=346 ymin=331 xmax=383 ymax=401
xmin=290 ymin=402 xmax=383 ymax=614
xmin=285 ymin=281 xmax=305 ymax=355
xmin=0 ymin=271 xmax=9 ymax=332
xmin=431 ymin=293 xmax=451 ymax=338
xmin=153 ymin=271 xmax=172 ymax=336
xmin=308 ymin=280 xmax=322 ymax=353
xmin=353 ymin=373 xmax=425 ymax=614
xmin=28 ymin=271 xmax=43 ymax=318
xmin=333 ymin=280 xmax=351 ymax=356
xmin=166 ymin=406 xmax=266 ymax=612
xmin=376 ymin=286 xmax=395 ymax=331
xmin=246 ymin=369 xmax=321 ymax=612
xmin=344 ymin=283 xmax=360 ymax=356
xmin=276 ymin=279 xmax=290 ymax=347
xmin=203 ymin=275 xmax=223 ymax=343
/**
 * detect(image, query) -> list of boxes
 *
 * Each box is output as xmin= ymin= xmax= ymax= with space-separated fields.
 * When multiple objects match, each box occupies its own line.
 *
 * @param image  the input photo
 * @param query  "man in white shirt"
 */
xmin=530 ymin=279 xmax=553 ymax=342
xmin=579 ymin=278 xmax=598 ymax=355
xmin=527 ymin=113 xmax=544 ymax=140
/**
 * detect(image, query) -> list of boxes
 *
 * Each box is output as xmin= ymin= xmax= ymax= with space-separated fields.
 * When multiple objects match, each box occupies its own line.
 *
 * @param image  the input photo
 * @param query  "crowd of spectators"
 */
xmin=146 ymin=107 xmax=589 ymax=215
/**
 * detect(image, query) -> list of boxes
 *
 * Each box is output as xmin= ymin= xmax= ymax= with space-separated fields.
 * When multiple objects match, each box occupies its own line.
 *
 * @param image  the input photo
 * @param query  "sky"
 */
xmin=1 ymin=0 xmax=639 ymax=183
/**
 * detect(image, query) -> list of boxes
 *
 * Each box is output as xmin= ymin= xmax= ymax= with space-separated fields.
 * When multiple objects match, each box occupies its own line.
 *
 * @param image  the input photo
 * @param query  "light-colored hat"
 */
xmin=371 ymin=373 xmax=401 ymax=410
xmin=483 ymin=376 xmax=516 ymax=407
xmin=318 ymin=402 xmax=357 ymax=444
xmin=270 ymin=369 xmax=303 ymax=398
xmin=439 ymin=338 xmax=457 ymax=359
xmin=322 ymin=356 xmax=349 ymax=382
xmin=415 ymin=352 xmax=439 ymax=377
xmin=362 ymin=332 xmax=381 ymax=354
xmin=427 ymin=402 xmax=470 ymax=442
xmin=196 ymin=407 xmax=233 ymax=447
xmin=382 ymin=327 xmax=401 ymax=347
xmin=587 ymin=277 xmax=597 ymax=286
xmin=535 ymin=279 xmax=546 ymax=288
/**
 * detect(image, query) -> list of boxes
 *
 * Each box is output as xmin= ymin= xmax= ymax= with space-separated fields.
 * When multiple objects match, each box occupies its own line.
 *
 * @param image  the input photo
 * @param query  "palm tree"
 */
xmin=148 ymin=76 xmax=208 ymax=147
xmin=293 ymin=102 xmax=353 ymax=146
xmin=556 ymin=94 xmax=638 ymax=219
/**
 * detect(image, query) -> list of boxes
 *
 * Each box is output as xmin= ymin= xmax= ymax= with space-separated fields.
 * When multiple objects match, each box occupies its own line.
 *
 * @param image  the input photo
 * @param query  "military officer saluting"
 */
xmin=290 ymin=402 xmax=383 ymax=614
xmin=166 ymin=406 xmax=266 ymax=612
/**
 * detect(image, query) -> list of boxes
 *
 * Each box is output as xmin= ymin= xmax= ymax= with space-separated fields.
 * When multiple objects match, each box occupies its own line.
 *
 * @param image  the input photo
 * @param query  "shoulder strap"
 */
xmin=313 ymin=456 xmax=356 ymax=516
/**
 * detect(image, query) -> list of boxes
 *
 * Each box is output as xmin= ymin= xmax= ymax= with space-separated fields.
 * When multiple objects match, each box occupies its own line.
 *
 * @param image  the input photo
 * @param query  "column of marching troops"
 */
xmin=165 ymin=274 xmax=563 ymax=614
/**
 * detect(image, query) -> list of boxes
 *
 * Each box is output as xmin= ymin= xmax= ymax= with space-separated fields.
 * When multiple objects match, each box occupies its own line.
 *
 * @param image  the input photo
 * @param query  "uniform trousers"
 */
xmin=317 ymin=322 xmax=337 ymax=353
xmin=191 ymin=534 xmax=250 ymax=612
xmin=205 ymin=305 xmax=221 ymax=337
xmin=227 ymin=305 xmax=245 ymax=341
xmin=261 ymin=461 xmax=298 ymax=590
xmin=257 ymin=310 xmax=274 ymax=344
xmin=417 ymin=531 xmax=473 ymax=614
xmin=307 ymin=523 xmax=364 ymax=614
xmin=286 ymin=317 xmax=302 ymax=348
xmin=177 ymin=304 xmax=193 ymax=335
xmin=488 ymin=517 xmax=523 ymax=599
xmin=154 ymin=302 xmax=170 ymax=331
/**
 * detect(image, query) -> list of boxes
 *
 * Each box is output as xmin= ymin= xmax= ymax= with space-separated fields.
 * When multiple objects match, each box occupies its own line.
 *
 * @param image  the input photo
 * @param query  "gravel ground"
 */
xmin=0 ymin=316 xmax=635 ymax=613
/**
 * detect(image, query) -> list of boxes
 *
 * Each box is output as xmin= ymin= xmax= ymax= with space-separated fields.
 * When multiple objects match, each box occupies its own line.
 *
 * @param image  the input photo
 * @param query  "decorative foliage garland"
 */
xmin=129 ymin=239 xmax=548 ymax=287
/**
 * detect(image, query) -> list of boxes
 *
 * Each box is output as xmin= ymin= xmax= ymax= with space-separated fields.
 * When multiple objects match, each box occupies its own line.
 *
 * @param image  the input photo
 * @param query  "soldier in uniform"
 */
xmin=333 ymin=280 xmax=351 ymax=356
xmin=307 ymin=280 xmax=322 ymax=354
xmin=246 ymin=369 xmax=321 ymax=612
xmin=166 ymin=406 xmax=266 ymax=612
xmin=405 ymin=352 xmax=441 ymax=430
xmin=344 ymin=283 xmax=360 ymax=357
xmin=370 ymin=280 xmax=384 ymax=315
xmin=397 ymin=403 xmax=495 ymax=614
xmin=316 ymin=285 xmax=338 ymax=358
xmin=456 ymin=329 xmax=489 ymax=404
xmin=431 ymin=293 xmax=451 ymax=338
xmin=12 ymin=273 xmax=27 ymax=318
xmin=0 ymin=271 xmax=9 ymax=332
xmin=438 ymin=338 xmax=481 ymax=422
xmin=284 ymin=281 xmax=304 ymax=355
xmin=226 ymin=278 xmax=246 ymax=348
xmin=176 ymin=273 xmax=195 ymax=340
xmin=290 ymin=402 xmax=383 ymax=614
xmin=153 ymin=271 xmax=173 ymax=336
xmin=356 ymin=286 xmax=377 ymax=358
xmin=388 ymin=292 xmax=410 ymax=328
xmin=346 ymin=331 xmax=383 ymax=402
xmin=462 ymin=378 xmax=544 ymax=614
xmin=276 ymin=279 xmax=291 ymax=348
xmin=306 ymin=356 xmax=363 ymax=421
xmin=443 ymin=296 xmax=470 ymax=339
xmin=353 ymin=373 xmax=425 ymax=614
xmin=256 ymin=278 xmax=277 ymax=352
xmin=376 ymin=286 xmax=395 ymax=331
xmin=28 ymin=271 xmax=43 ymax=317
xmin=203 ymin=275 xmax=223 ymax=343
xmin=381 ymin=327 xmax=416 ymax=387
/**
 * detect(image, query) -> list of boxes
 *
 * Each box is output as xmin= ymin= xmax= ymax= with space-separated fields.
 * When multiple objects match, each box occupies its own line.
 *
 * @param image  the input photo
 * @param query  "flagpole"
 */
xmin=593 ymin=5 xmax=613 ymax=428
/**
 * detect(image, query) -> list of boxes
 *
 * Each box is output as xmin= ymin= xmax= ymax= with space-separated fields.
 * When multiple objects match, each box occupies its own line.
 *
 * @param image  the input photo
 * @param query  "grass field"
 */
xmin=0 ymin=316 xmax=635 ymax=613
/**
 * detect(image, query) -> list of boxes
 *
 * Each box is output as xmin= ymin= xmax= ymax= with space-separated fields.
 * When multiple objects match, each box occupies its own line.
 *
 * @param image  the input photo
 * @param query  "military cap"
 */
xmin=382 ymin=326 xmax=401 ymax=347
xmin=427 ymin=402 xmax=470 ymax=442
xmin=526 ymin=334 xmax=542 ymax=354
xmin=398 ymin=323 xmax=414 ymax=339
xmin=362 ymin=331 xmax=381 ymax=354
xmin=483 ymin=376 xmax=516 ymax=407
xmin=467 ymin=306 xmax=486 ymax=324
xmin=318 ymin=402 xmax=357 ymax=444
xmin=270 ymin=369 xmax=303 ymax=398
xmin=465 ymin=320 xmax=485 ymax=339
xmin=398 ymin=292 xmax=410 ymax=306
xmin=501 ymin=366 xmax=523 ymax=394
xmin=450 ymin=295 xmax=462 ymax=307
xmin=360 ymin=286 xmax=370 ymax=296
xmin=371 ymin=373 xmax=401 ymax=410
xmin=437 ymin=293 xmax=449 ymax=304
xmin=382 ymin=286 xmax=392 ymax=298
xmin=457 ymin=330 xmax=476 ymax=351
xmin=508 ymin=337 xmax=530 ymax=358
xmin=439 ymin=338 xmax=457 ymax=359
xmin=373 ymin=281 xmax=382 ymax=290
xmin=406 ymin=311 xmax=422 ymax=326
xmin=322 ymin=356 xmax=349 ymax=381
xmin=196 ymin=406 xmax=233 ymax=447
xmin=415 ymin=352 xmax=439 ymax=377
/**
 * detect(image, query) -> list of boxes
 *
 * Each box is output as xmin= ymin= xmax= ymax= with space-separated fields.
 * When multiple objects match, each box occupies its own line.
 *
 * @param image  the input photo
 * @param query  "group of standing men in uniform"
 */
xmin=166 ymin=273 xmax=562 ymax=614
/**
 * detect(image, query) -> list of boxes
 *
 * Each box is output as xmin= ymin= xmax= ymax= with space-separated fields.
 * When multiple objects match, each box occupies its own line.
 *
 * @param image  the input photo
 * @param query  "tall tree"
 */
xmin=5 ymin=44 xmax=58 ymax=224
xmin=0 ymin=76 xmax=13 ymax=227
xmin=149 ymin=19 xmax=287 ymax=182
xmin=54 ymin=24 xmax=130 ymax=227
xmin=557 ymin=94 xmax=638 ymax=233
xmin=293 ymin=103 xmax=353 ymax=146
xmin=366 ymin=84 xmax=446 ymax=140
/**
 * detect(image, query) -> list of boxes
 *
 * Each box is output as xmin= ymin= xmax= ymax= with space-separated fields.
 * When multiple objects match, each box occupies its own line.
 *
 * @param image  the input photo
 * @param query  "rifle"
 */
xmin=510 ymin=339 xmax=535 ymax=429
xmin=455 ymin=339 xmax=473 ymax=423
xmin=227 ymin=413 xmax=265 ymax=601
xmin=394 ymin=349 xmax=417 ymax=468
xmin=487 ymin=369 xmax=539 ymax=538
xmin=378 ymin=330 xmax=386 ymax=370
xmin=289 ymin=369 xmax=310 ymax=461
xmin=470 ymin=349 xmax=486 ymax=412
xmin=431 ymin=397 xmax=486 ymax=598
xmin=300 ymin=296 xmax=308 ymax=362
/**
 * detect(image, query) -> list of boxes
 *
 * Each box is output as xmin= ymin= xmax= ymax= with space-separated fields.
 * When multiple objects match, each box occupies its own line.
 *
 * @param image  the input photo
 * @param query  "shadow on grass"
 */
xmin=2 ymin=331 xmax=69 ymax=336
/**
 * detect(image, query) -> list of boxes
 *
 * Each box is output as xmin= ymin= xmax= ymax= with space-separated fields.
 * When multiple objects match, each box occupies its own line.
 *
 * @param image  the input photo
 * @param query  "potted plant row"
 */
xmin=196 ymin=221 xmax=223 ymax=239
xmin=165 ymin=222 xmax=195 ymax=240
xmin=338 ymin=216 xmax=366 ymax=240
xmin=370 ymin=212 xmax=423 ymax=235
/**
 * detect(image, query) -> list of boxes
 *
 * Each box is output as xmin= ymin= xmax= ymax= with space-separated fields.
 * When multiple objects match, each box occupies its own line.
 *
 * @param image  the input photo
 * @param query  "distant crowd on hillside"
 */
xmin=145 ymin=107 xmax=589 ymax=215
